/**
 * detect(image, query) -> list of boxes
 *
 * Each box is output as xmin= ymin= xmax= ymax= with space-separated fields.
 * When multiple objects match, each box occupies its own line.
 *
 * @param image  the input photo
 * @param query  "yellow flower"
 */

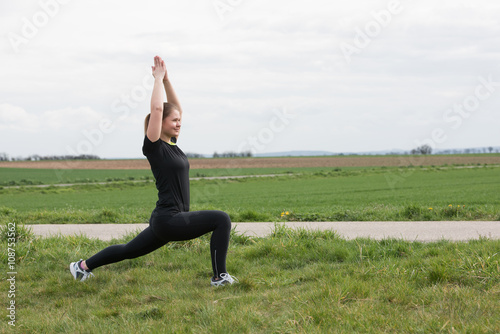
xmin=285 ymin=211 xmax=289 ymax=215
xmin=448 ymin=204 xmax=452 ymax=207
xmin=429 ymin=208 xmax=433 ymax=210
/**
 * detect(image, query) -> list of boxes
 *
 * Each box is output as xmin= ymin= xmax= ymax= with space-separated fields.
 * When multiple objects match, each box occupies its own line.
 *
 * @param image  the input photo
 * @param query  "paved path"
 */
xmin=27 ymin=221 xmax=499 ymax=242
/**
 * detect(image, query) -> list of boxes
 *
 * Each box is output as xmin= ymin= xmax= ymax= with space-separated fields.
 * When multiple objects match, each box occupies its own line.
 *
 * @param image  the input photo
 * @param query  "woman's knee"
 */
xmin=215 ymin=210 xmax=231 ymax=229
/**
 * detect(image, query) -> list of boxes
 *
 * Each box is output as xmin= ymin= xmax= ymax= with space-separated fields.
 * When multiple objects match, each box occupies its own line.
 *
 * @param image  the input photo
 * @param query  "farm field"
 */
xmin=1 ymin=156 xmax=499 ymax=332
xmin=0 ymin=153 xmax=499 ymax=170
xmin=1 ymin=164 xmax=499 ymax=223
xmin=0 ymin=166 xmax=347 ymax=186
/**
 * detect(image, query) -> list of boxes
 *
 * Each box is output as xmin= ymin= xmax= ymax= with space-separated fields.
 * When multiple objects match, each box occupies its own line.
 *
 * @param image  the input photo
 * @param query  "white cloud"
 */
xmin=43 ymin=107 xmax=103 ymax=129
xmin=0 ymin=103 xmax=103 ymax=133
xmin=0 ymin=104 xmax=37 ymax=131
xmin=0 ymin=1 xmax=499 ymax=157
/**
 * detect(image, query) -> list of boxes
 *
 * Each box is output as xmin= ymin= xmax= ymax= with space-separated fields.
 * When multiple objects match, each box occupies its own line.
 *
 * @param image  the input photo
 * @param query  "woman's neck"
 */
xmin=160 ymin=134 xmax=171 ymax=143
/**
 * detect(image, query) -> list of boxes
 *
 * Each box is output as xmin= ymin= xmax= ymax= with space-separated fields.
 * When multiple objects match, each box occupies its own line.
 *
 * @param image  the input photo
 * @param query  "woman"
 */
xmin=70 ymin=55 xmax=237 ymax=286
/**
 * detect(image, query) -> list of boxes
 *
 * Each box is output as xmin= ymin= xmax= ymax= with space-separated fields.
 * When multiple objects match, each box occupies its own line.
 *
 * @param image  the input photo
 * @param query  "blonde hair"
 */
xmin=144 ymin=103 xmax=179 ymax=134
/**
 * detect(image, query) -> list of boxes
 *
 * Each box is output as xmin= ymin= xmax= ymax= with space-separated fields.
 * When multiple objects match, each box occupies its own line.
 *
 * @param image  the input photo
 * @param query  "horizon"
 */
xmin=2 ymin=145 xmax=499 ymax=161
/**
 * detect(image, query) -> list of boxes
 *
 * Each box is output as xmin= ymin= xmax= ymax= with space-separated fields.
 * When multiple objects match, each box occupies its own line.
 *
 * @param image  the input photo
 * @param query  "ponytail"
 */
xmin=144 ymin=113 xmax=151 ymax=134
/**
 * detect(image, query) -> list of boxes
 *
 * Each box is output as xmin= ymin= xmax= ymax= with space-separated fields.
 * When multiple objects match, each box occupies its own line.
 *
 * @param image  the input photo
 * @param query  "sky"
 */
xmin=1 ymin=0 xmax=499 ymax=159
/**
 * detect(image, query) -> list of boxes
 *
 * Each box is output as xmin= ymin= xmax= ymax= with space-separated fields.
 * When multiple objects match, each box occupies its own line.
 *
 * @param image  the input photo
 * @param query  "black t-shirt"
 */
xmin=142 ymin=136 xmax=190 ymax=216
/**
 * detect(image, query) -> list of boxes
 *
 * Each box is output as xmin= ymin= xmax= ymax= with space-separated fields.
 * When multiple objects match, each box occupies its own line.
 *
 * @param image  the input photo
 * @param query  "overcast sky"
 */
xmin=1 ymin=0 xmax=499 ymax=158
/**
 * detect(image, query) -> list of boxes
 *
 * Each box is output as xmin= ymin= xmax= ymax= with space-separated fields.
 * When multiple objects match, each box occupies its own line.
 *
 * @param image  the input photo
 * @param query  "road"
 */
xmin=26 ymin=221 xmax=500 ymax=242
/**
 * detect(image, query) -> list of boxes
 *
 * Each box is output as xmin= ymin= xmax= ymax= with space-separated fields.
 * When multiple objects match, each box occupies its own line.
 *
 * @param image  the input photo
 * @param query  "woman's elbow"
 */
xmin=150 ymin=105 xmax=163 ymax=113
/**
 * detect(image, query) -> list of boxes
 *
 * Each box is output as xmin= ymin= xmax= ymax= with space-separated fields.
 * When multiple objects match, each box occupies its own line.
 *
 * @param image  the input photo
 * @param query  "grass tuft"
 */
xmin=1 ymin=225 xmax=499 ymax=332
xmin=0 ymin=219 xmax=35 ymax=242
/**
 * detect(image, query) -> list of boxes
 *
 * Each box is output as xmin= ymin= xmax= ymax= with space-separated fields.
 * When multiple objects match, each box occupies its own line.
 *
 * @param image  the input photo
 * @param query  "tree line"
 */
xmin=409 ymin=145 xmax=497 ymax=155
xmin=0 ymin=153 xmax=100 ymax=161
xmin=186 ymin=151 xmax=253 ymax=158
xmin=213 ymin=151 xmax=253 ymax=158
xmin=0 ymin=146 xmax=496 ymax=161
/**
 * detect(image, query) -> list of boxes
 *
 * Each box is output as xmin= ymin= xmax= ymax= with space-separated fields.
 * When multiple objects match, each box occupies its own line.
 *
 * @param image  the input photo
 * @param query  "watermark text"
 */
xmin=6 ymin=222 xmax=17 ymax=327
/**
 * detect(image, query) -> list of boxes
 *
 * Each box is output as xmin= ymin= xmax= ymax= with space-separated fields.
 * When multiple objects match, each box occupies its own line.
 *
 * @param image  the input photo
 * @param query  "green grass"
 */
xmin=0 ymin=166 xmax=340 ymax=186
xmin=0 ymin=168 xmax=152 ymax=186
xmin=0 ymin=222 xmax=498 ymax=333
xmin=192 ymin=166 xmax=500 ymax=222
xmin=1 ymin=166 xmax=499 ymax=223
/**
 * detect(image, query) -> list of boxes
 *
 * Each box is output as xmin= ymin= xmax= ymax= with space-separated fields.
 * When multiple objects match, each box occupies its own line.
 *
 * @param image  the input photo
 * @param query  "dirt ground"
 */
xmin=0 ymin=155 xmax=499 ymax=169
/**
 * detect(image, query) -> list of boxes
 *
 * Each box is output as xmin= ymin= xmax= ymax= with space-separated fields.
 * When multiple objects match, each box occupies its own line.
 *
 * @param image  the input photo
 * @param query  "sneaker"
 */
xmin=70 ymin=260 xmax=94 ymax=281
xmin=211 ymin=273 xmax=238 ymax=287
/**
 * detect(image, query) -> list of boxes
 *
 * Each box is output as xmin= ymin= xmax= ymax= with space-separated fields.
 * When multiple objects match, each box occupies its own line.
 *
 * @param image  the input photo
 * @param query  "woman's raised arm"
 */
xmin=163 ymin=66 xmax=182 ymax=115
xmin=147 ymin=56 xmax=167 ymax=142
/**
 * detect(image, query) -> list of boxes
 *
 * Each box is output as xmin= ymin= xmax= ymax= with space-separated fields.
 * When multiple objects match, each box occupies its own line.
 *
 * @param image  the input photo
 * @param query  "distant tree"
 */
xmin=12 ymin=154 xmax=101 ymax=161
xmin=0 ymin=152 xmax=8 ymax=161
xmin=411 ymin=145 xmax=432 ymax=155
xmin=212 ymin=151 xmax=253 ymax=158
xmin=186 ymin=153 xmax=204 ymax=158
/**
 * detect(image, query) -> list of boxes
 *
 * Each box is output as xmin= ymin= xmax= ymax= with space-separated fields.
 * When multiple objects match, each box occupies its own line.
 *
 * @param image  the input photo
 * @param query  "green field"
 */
xmin=0 ymin=167 xmax=331 ymax=186
xmin=1 ymin=224 xmax=498 ymax=333
xmin=1 ymin=163 xmax=499 ymax=332
xmin=0 ymin=166 xmax=499 ymax=223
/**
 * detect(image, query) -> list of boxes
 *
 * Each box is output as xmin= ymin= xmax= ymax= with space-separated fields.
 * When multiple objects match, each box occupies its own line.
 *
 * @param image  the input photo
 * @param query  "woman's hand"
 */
xmin=163 ymin=61 xmax=169 ymax=82
xmin=151 ymin=56 xmax=166 ymax=80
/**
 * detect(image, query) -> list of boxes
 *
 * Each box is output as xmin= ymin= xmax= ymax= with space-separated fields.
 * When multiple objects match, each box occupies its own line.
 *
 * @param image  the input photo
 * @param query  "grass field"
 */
xmin=1 ymin=223 xmax=499 ymax=333
xmin=0 ymin=167 xmax=312 ymax=186
xmin=0 ymin=166 xmax=376 ymax=186
xmin=1 ymin=165 xmax=499 ymax=223
xmin=1 ymin=159 xmax=499 ymax=332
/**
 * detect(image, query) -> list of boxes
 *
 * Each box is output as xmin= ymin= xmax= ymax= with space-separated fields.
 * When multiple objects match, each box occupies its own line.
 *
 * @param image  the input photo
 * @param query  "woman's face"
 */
xmin=162 ymin=109 xmax=181 ymax=139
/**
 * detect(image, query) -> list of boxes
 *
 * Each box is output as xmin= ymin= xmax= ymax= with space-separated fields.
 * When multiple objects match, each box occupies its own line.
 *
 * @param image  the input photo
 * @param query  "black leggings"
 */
xmin=85 ymin=210 xmax=231 ymax=278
